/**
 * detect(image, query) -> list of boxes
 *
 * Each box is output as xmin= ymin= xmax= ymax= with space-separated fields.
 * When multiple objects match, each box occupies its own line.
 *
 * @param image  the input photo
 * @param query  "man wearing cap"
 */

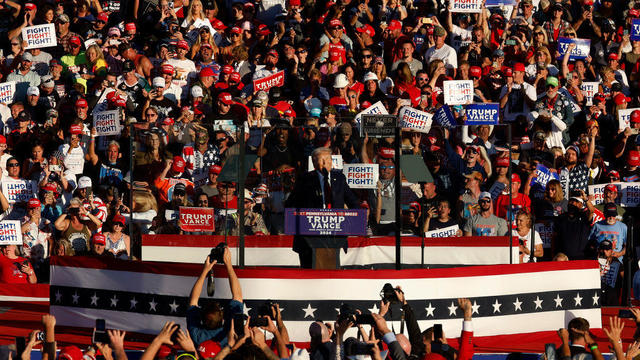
xmin=444 ymin=130 xmax=488 ymax=191
xmin=597 ymin=238 xmax=622 ymax=305
xmin=494 ymin=173 xmax=531 ymax=225
xmin=21 ymin=197 xmax=53 ymax=266
xmin=58 ymin=123 xmax=88 ymax=177
xmin=201 ymin=165 xmax=222 ymax=199
xmin=154 ymin=156 xmax=195 ymax=206
xmin=60 ymin=36 xmax=88 ymax=79
xmin=532 ymin=76 xmax=574 ymax=147
xmin=119 ymin=43 xmax=154 ymax=79
xmin=24 ymin=86 xmax=44 ymax=121
xmin=75 ymin=176 xmax=108 ymax=223
xmin=81 ymin=233 xmax=113 ymax=257
xmin=143 ymin=77 xmax=179 ymax=121
xmin=552 ymin=193 xmax=592 ymax=260
xmin=226 ymin=189 xmax=268 ymax=236
xmin=54 ymin=14 xmax=82 ymax=58
xmin=28 ymin=47 xmax=53 ymax=77
xmin=424 ymin=25 xmax=457 ymax=77
xmin=117 ymin=60 xmax=147 ymax=110
xmin=594 ymin=184 xmax=625 ymax=220
xmin=287 ymin=147 xmax=360 ymax=267
xmin=190 ymin=67 xmax=215 ymax=107
xmin=499 ymin=62 xmax=536 ymax=122
xmin=182 ymin=130 xmax=221 ymax=187
xmin=367 ymin=148 xmax=399 ymax=235
xmin=558 ymin=130 xmax=596 ymax=198
xmin=38 ymin=75 xmax=60 ymax=110
xmin=6 ymin=52 xmax=41 ymax=102
xmin=589 ymin=202 xmax=627 ymax=262
xmin=8 ymin=112 xmax=38 ymax=163
xmin=463 ymin=192 xmax=508 ymax=236
xmin=159 ymin=64 xmax=183 ymax=106
xmin=86 ymin=136 xmax=126 ymax=191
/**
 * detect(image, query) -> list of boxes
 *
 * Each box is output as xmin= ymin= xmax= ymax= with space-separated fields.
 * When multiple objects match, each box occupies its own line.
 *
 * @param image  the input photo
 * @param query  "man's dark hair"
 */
xmin=568 ymin=317 xmax=589 ymax=341
xmin=202 ymin=301 xmax=223 ymax=329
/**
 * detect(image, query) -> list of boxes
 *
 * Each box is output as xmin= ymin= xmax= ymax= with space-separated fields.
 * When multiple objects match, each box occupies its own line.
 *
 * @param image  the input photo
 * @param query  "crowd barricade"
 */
xmin=141 ymin=235 xmax=518 ymax=268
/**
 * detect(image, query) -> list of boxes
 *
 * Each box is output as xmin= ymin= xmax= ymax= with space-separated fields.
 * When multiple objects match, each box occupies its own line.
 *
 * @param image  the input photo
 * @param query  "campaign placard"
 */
xmin=1 ymin=179 xmax=36 ymax=204
xmin=284 ymin=208 xmax=367 ymax=236
xmin=0 ymin=220 xmax=22 ymax=245
xmin=179 ymin=207 xmax=215 ymax=232
xmin=588 ymin=183 xmax=622 ymax=205
xmin=557 ymin=38 xmax=591 ymax=60
xmin=621 ymin=182 xmax=640 ymax=207
xmin=485 ymin=0 xmax=516 ymax=5
xmin=618 ymin=108 xmax=639 ymax=130
xmin=398 ymin=106 xmax=433 ymax=133
xmin=464 ymin=103 xmax=499 ymax=125
xmin=632 ymin=19 xmax=640 ymax=41
xmin=344 ymin=164 xmax=379 ymax=189
xmin=307 ymin=155 xmax=344 ymax=172
xmin=355 ymin=101 xmax=388 ymax=133
xmin=488 ymin=181 xmax=507 ymax=200
xmin=580 ymin=82 xmax=599 ymax=106
xmin=22 ymin=24 xmax=57 ymax=49
xmin=93 ymin=110 xmax=121 ymax=136
xmin=443 ymin=80 xmax=473 ymax=105
xmin=425 ymin=225 xmax=459 ymax=238
xmin=0 ymin=81 xmax=16 ymax=104
xmin=253 ymin=70 xmax=285 ymax=92
xmin=530 ymin=164 xmax=559 ymax=189
xmin=433 ymin=105 xmax=456 ymax=129
xmin=450 ymin=0 xmax=482 ymax=12
xmin=362 ymin=114 xmax=397 ymax=138
xmin=534 ymin=222 xmax=553 ymax=248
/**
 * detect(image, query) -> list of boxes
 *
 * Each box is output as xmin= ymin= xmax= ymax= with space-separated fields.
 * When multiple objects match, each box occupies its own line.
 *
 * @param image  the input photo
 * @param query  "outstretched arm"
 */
xmin=189 ymin=256 xmax=217 ymax=306
xmin=224 ymin=247 xmax=242 ymax=302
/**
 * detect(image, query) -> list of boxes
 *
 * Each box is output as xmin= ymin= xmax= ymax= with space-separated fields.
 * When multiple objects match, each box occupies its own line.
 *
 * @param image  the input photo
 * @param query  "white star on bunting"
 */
xmin=554 ymin=294 xmax=563 ymax=308
xmin=533 ymin=296 xmax=543 ymax=310
xmin=303 ymin=304 xmax=317 ymax=318
xmin=513 ymin=297 xmax=522 ymax=311
xmin=448 ymin=302 xmax=458 ymax=316
xmin=492 ymin=299 xmax=501 ymax=313
xmin=574 ymin=293 xmax=582 ymax=306
xmin=425 ymin=303 xmax=435 ymax=317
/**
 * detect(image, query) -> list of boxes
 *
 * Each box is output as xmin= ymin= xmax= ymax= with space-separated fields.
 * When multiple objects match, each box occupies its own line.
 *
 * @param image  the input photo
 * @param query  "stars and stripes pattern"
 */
xmin=49 ymin=256 xmax=602 ymax=352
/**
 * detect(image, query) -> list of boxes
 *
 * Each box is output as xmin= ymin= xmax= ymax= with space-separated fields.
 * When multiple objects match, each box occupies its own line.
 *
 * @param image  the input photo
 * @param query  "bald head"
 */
xmin=396 ymin=334 xmax=412 ymax=355
xmin=309 ymin=321 xmax=330 ymax=342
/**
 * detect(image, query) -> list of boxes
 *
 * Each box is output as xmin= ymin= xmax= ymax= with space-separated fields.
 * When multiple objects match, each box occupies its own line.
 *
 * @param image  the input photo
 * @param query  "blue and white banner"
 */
xmin=464 ymin=103 xmax=500 ymax=125
xmin=434 ymin=105 xmax=456 ymax=128
xmin=285 ymin=208 xmax=367 ymax=236
xmin=557 ymin=37 xmax=591 ymax=60
xmin=398 ymin=106 xmax=433 ymax=133
xmin=529 ymin=164 xmax=559 ymax=189
xmin=631 ymin=19 xmax=640 ymax=41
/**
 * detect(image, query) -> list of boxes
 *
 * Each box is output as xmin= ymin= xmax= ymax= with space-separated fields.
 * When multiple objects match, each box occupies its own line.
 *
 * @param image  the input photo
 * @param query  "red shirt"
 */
xmin=0 ymin=255 xmax=30 ymax=284
xmin=211 ymin=195 xmax=237 ymax=209
xmin=495 ymin=193 xmax=531 ymax=225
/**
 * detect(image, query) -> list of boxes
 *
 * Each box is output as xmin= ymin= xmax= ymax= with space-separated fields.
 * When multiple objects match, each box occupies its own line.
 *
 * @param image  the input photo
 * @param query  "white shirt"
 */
xmin=424 ymin=44 xmax=458 ymax=70
xmin=512 ymin=228 xmax=542 ymax=263
xmin=499 ymin=82 xmax=537 ymax=122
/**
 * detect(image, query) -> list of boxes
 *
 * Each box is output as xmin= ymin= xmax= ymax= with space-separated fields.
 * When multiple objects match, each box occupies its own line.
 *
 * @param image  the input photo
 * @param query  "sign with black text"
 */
xmin=362 ymin=114 xmax=397 ymax=138
xmin=0 ymin=220 xmax=22 ymax=245
xmin=344 ymin=164 xmax=379 ymax=189
xmin=93 ymin=110 xmax=121 ymax=136
xmin=22 ymin=24 xmax=57 ymax=49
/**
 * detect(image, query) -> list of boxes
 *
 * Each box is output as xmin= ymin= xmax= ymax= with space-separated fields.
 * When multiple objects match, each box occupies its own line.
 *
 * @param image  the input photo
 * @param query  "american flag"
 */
xmin=49 ymin=256 xmax=602 ymax=352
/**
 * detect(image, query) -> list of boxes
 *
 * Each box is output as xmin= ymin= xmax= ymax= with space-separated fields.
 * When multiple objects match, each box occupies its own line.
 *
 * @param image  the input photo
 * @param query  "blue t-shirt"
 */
xmin=187 ymin=299 xmax=243 ymax=347
xmin=589 ymin=220 xmax=627 ymax=260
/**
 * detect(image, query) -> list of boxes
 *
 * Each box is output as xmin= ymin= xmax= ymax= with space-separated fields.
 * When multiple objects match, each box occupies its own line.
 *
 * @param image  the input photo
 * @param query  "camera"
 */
xmin=344 ymin=337 xmax=375 ymax=356
xmin=209 ymin=242 xmax=227 ymax=263
xmin=68 ymin=207 xmax=80 ymax=216
xmin=380 ymin=283 xmax=399 ymax=304
xmin=249 ymin=317 xmax=269 ymax=327
xmin=338 ymin=303 xmax=375 ymax=325
xmin=36 ymin=332 xmax=45 ymax=342
xmin=258 ymin=300 xmax=276 ymax=317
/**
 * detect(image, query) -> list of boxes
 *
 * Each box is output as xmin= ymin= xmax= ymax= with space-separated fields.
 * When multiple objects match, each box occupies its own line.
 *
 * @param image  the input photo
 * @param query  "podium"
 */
xmin=313 ymin=247 xmax=340 ymax=269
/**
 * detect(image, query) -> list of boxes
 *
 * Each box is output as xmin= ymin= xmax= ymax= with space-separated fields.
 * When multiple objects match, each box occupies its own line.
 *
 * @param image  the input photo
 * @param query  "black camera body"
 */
xmin=209 ymin=242 xmax=227 ymax=263
xmin=381 ymin=283 xmax=399 ymax=304
xmin=338 ymin=303 xmax=375 ymax=325
xmin=258 ymin=300 xmax=276 ymax=317
xmin=344 ymin=337 xmax=375 ymax=356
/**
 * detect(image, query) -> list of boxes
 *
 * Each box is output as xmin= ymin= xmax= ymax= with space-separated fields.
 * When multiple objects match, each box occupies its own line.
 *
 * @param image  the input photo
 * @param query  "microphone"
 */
xmin=321 ymin=168 xmax=329 ymax=177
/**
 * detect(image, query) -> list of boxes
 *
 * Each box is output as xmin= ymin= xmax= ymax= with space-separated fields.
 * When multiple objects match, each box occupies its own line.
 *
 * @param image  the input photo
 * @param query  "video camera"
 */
xmin=380 ymin=283 xmax=399 ymax=304
xmin=209 ymin=242 xmax=227 ymax=263
xmin=337 ymin=303 xmax=375 ymax=325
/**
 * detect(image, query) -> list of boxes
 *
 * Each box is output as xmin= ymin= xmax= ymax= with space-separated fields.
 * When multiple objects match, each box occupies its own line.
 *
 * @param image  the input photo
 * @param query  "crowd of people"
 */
xmin=0 ymin=0 xmax=639 ymax=306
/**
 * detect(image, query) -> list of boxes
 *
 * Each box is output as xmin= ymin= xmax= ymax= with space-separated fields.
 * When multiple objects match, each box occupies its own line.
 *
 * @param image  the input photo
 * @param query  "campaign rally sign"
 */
xmin=0 ymin=81 xmax=15 ymax=104
xmin=425 ymin=225 xmax=459 ymax=238
xmin=530 ymin=164 xmax=559 ymax=189
xmin=557 ymin=38 xmax=590 ymax=60
xmin=631 ymin=19 xmax=640 ymax=41
xmin=618 ymin=108 xmax=639 ymax=130
xmin=1 ymin=179 xmax=36 ymax=204
xmin=443 ymin=80 xmax=473 ymax=105
xmin=588 ymin=183 xmax=622 ymax=205
xmin=580 ymin=82 xmax=599 ymax=106
xmin=485 ymin=0 xmax=516 ymax=5
xmin=464 ymin=103 xmax=499 ymax=125
xmin=434 ymin=105 xmax=456 ymax=128
xmin=179 ymin=207 xmax=215 ymax=232
xmin=534 ymin=222 xmax=553 ymax=248
xmin=93 ymin=110 xmax=121 ymax=136
xmin=450 ymin=0 xmax=482 ymax=12
xmin=253 ymin=70 xmax=285 ymax=92
xmin=344 ymin=164 xmax=379 ymax=189
xmin=355 ymin=101 xmax=388 ymax=133
xmin=284 ymin=208 xmax=367 ymax=236
xmin=398 ymin=106 xmax=433 ymax=133
xmin=621 ymin=182 xmax=640 ymax=207
xmin=362 ymin=114 xmax=397 ymax=138
xmin=488 ymin=181 xmax=507 ymax=200
xmin=22 ymin=24 xmax=57 ymax=49
xmin=0 ymin=220 xmax=22 ymax=245
xmin=307 ymin=155 xmax=344 ymax=172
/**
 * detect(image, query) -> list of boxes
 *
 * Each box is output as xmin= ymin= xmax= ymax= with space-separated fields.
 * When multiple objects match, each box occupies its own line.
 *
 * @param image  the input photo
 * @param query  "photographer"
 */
xmin=187 ymin=245 xmax=243 ymax=347
xmin=379 ymin=285 xmax=425 ymax=359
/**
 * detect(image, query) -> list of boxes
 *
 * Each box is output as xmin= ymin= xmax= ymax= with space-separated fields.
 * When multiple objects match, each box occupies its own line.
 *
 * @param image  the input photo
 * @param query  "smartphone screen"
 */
xmin=15 ymin=337 xmax=26 ymax=358
xmin=233 ymin=314 xmax=246 ymax=337
xmin=433 ymin=324 xmax=443 ymax=341
xmin=93 ymin=319 xmax=108 ymax=344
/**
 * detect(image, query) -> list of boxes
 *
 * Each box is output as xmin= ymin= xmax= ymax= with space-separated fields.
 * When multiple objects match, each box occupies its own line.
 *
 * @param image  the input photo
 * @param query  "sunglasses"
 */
xmin=417 ymin=77 xmax=428 ymax=81
xmin=7 ymin=163 xmax=19 ymax=167
xmin=380 ymin=165 xmax=395 ymax=170
xmin=479 ymin=199 xmax=491 ymax=204
xmin=465 ymin=149 xmax=478 ymax=155
xmin=11 ymin=43 xmax=19 ymax=46
xmin=362 ymin=54 xmax=372 ymax=58
xmin=297 ymin=49 xmax=307 ymax=54
xmin=173 ymin=191 xmax=186 ymax=196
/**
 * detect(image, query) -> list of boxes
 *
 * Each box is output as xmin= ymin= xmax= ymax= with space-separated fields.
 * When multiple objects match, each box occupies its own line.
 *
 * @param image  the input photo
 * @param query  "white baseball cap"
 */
xmin=27 ymin=86 xmax=39 ymax=96
xmin=152 ymin=77 xmax=165 ymax=88
xmin=78 ymin=176 xmax=92 ymax=189
xmin=191 ymin=85 xmax=204 ymax=98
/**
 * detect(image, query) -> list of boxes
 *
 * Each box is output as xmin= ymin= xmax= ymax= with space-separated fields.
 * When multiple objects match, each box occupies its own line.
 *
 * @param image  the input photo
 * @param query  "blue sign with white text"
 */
xmin=464 ymin=103 xmax=500 ymax=125
xmin=434 ymin=105 xmax=456 ymax=129
xmin=632 ymin=19 xmax=640 ymax=41
xmin=557 ymin=37 xmax=590 ymax=60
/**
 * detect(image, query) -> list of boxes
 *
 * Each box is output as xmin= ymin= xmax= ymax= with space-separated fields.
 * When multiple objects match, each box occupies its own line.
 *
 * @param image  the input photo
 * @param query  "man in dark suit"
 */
xmin=286 ymin=147 xmax=360 ymax=268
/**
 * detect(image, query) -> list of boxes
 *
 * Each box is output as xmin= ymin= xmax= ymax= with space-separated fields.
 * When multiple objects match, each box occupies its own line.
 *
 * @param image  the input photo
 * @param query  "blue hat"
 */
xmin=310 ymin=108 xmax=322 ymax=117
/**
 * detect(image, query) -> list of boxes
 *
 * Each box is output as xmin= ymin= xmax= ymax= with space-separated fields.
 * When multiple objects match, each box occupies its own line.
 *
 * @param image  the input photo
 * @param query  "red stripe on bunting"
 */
xmin=142 ymin=235 xmax=518 ymax=248
xmin=0 ymin=283 xmax=50 ymax=298
xmin=51 ymin=256 xmax=598 ymax=280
